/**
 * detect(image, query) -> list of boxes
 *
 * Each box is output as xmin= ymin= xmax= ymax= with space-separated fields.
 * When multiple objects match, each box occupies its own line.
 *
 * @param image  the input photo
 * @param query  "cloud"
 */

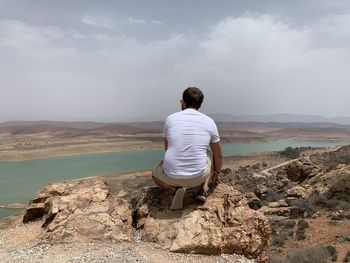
xmin=0 ymin=20 xmax=64 ymax=48
xmin=0 ymin=20 xmax=71 ymax=60
xmin=186 ymin=14 xmax=349 ymax=116
xmin=127 ymin=17 xmax=146 ymax=25
xmin=81 ymin=14 xmax=113 ymax=28
xmin=312 ymin=14 xmax=350 ymax=47
xmin=152 ymin=20 xmax=164 ymax=25
xmin=0 ymin=13 xmax=350 ymax=121
xmin=311 ymin=0 xmax=350 ymax=9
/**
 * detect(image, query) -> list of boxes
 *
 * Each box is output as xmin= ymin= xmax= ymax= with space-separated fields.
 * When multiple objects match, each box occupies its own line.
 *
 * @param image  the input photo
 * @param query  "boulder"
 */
xmin=22 ymin=179 xmax=271 ymax=262
xmin=255 ymin=184 xmax=269 ymax=198
xmin=23 ymin=180 xmax=133 ymax=243
xmin=133 ymin=184 xmax=271 ymax=262
xmin=286 ymin=186 xmax=309 ymax=199
xmin=246 ymin=192 xmax=262 ymax=210
xmin=285 ymin=160 xmax=321 ymax=182
xmin=259 ymin=206 xmax=291 ymax=216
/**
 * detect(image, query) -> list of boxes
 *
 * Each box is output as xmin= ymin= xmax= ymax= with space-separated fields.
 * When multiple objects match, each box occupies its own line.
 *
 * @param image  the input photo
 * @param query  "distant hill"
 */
xmin=0 ymin=121 xmax=156 ymax=135
xmin=0 ymin=120 xmax=349 ymax=142
xmin=209 ymin=113 xmax=350 ymax=125
xmin=1 ymin=120 xmax=349 ymax=135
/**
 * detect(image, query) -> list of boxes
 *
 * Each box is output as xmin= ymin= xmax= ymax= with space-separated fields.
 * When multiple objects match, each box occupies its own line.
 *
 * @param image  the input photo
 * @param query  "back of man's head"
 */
xmin=182 ymin=87 xmax=204 ymax=110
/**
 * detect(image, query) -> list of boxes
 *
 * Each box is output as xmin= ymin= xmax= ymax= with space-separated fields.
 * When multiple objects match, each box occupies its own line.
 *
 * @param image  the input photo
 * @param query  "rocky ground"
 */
xmin=0 ymin=222 xmax=253 ymax=263
xmin=1 ymin=145 xmax=349 ymax=262
xmin=221 ymin=145 xmax=350 ymax=262
xmin=0 ymin=173 xmax=264 ymax=262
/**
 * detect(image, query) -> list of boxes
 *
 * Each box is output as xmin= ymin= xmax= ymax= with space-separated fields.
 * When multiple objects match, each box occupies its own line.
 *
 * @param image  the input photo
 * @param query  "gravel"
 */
xmin=0 ymin=228 xmax=255 ymax=263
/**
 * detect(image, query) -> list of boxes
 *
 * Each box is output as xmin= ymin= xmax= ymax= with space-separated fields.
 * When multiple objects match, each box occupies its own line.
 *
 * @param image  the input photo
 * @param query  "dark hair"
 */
xmin=182 ymin=87 xmax=204 ymax=109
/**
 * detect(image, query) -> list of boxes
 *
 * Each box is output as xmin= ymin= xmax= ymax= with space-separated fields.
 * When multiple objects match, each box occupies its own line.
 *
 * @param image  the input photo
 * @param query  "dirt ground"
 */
xmin=273 ymin=216 xmax=350 ymax=262
xmin=0 ymin=219 xmax=253 ymax=263
xmin=1 ymin=124 xmax=349 ymax=262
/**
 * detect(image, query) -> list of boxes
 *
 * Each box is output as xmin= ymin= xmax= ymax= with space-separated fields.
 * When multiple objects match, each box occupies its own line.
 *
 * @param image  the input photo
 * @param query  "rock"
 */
xmin=22 ymin=179 xmax=271 ymax=262
xmin=342 ymin=234 xmax=350 ymax=242
xmin=260 ymin=206 xmax=291 ymax=216
xmin=133 ymin=184 xmax=271 ymax=262
xmin=221 ymin=168 xmax=232 ymax=175
xmin=285 ymin=160 xmax=321 ymax=182
xmin=277 ymin=199 xmax=289 ymax=207
xmin=285 ymin=197 xmax=298 ymax=206
xmin=289 ymin=207 xmax=305 ymax=218
xmin=255 ymin=184 xmax=269 ymax=198
xmin=22 ymin=201 xmax=49 ymax=222
xmin=23 ymin=180 xmax=133 ymax=243
xmin=286 ymin=161 xmax=302 ymax=182
xmin=246 ymin=192 xmax=262 ymax=210
xmin=252 ymin=163 xmax=261 ymax=170
xmin=117 ymin=189 xmax=128 ymax=198
xmin=286 ymin=186 xmax=309 ymax=199
xmin=268 ymin=202 xmax=281 ymax=208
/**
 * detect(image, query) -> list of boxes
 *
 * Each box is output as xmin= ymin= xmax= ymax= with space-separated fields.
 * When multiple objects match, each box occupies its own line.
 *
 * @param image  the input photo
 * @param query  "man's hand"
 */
xmin=211 ymin=170 xmax=221 ymax=188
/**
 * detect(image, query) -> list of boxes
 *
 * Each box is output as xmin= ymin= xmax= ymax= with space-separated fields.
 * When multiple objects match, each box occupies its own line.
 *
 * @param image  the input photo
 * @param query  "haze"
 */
xmin=0 ymin=0 xmax=349 ymax=122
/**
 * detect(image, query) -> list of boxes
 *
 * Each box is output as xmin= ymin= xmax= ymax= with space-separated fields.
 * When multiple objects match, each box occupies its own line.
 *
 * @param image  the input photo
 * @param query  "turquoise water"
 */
xmin=0 ymin=140 xmax=349 ymax=220
xmin=0 ymin=208 xmax=23 ymax=219
xmin=221 ymin=140 xmax=348 ymax=156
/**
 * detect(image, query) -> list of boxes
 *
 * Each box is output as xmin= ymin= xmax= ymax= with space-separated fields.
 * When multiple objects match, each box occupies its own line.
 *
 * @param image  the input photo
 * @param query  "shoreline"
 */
xmin=0 ymin=144 xmax=346 ymax=225
xmin=0 ymin=138 xmax=349 ymax=162
xmin=0 ymin=143 xmax=164 ymax=162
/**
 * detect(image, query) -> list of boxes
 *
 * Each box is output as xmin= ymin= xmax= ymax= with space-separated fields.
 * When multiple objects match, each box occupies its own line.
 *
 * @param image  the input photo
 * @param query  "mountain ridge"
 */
xmin=2 ymin=113 xmax=350 ymax=125
xmin=208 ymin=113 xmax=350 ymax=125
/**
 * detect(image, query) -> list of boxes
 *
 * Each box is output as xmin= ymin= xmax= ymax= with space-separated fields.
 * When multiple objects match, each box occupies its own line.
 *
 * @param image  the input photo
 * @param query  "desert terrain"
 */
xmin=0 ymin=145 xmax=349 ymax=262
xmin=0 ymin=121 xmax=350 ymax=262
xmin=0 ymin=121 xmax=350 ymax=161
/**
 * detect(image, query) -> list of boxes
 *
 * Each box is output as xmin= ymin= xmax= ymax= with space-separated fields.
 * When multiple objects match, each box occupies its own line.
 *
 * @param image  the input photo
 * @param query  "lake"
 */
xmin=0 ymin=140 xmax=349 ymax=220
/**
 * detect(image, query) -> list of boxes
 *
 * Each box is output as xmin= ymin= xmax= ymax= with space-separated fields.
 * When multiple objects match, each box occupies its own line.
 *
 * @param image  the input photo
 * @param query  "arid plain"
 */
xmin=1 ymin=121 xmax=350 ymax=262
xmin=1 ymin=121 xmax=350 ymax=161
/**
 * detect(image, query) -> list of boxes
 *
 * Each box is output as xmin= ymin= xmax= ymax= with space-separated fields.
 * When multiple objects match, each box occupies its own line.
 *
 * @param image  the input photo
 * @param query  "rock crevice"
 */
xmin=23 ymin=180 xmax=271 ymax=262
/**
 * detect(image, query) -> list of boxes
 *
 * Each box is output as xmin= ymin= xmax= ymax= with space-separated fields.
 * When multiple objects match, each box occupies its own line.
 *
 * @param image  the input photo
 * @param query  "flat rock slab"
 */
xmin=22 ymin=179 xmax=271 ymax=262
xmin=23 ymin=180 xmax=133 ymax=243
xmin=133 ymin=184 xmax=271 ymax=261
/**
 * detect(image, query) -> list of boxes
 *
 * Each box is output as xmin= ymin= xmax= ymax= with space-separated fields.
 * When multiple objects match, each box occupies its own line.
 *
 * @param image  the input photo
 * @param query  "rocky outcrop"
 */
xmin=285 ymin=159 xmax=321 ymax=182
xmin=23 ymin=180 xmax=133 ymax=243
xmin=286 ymin=186 xmax=309 ymax=199
xmin=133 ymin=184 xmax=271 ymax=262
xmin=23 ymin=179 xmax=271 ymax=262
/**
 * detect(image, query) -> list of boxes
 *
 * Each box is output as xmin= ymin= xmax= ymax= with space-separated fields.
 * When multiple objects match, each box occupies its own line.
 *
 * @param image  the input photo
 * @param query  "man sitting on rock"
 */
xmin=152 ymin=87 xmax=223 ymax=209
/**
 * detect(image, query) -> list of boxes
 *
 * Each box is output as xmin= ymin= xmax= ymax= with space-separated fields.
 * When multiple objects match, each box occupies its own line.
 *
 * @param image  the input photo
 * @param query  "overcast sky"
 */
xmin=0 ymin=0 xmax=349 ymax=122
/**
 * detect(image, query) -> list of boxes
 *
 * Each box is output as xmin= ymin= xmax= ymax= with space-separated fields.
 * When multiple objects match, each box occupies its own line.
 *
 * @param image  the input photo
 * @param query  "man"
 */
xmin=152 ymin=87 xmax=223 ymax=209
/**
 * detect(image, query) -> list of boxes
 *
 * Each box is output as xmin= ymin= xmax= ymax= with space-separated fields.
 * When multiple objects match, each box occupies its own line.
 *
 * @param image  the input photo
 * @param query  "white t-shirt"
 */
xmin=163 ymin=108 xmax=220 ymax=179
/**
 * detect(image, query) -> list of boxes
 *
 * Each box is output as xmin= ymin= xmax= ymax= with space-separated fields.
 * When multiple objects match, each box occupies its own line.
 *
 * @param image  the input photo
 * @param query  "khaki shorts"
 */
xmin=152 ymin=150 xmax=213 ymax=188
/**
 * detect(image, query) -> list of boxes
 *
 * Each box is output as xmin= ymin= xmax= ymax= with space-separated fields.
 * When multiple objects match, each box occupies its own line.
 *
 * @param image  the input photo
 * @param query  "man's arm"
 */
xmin=163 ymin=137 xmax=168 ymax=151
xmin=210 ymin=141 xmax=223 ymax=185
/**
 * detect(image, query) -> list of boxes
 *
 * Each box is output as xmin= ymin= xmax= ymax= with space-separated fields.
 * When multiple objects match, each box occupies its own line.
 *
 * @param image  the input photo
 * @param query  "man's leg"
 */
xmin=151 ymin=161 xmax=186 ymax=210
xmin=201 ymin=150 xmax=214 ymax=194
xmin=202 ymin=172 xmax=212 ymax=194
xmin=151 ymin=161 xmax=176 ymax=191
xmin=152 ymin=176 xmax=176 ymax=191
